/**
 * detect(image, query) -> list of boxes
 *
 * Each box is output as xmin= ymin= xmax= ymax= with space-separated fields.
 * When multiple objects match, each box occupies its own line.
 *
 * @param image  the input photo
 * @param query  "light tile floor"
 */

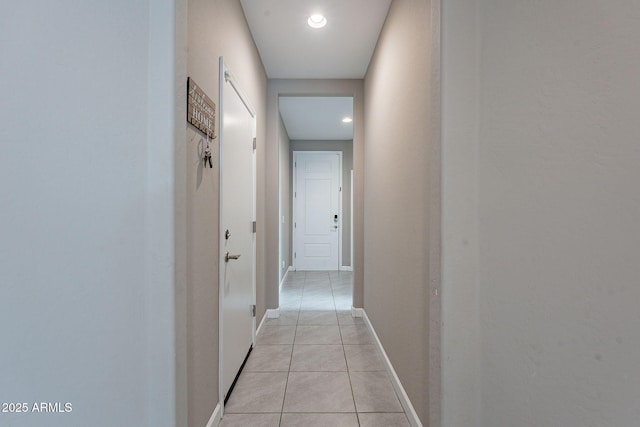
xmin=221 ymin=271 xmax=410 ymax=427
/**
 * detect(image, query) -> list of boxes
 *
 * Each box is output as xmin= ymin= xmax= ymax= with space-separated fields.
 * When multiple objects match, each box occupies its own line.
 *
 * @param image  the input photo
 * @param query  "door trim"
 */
xmin=218 ymin=57 xmax=257 ymax=416
xmin=292 ymin=150 xmax=343 ymax=271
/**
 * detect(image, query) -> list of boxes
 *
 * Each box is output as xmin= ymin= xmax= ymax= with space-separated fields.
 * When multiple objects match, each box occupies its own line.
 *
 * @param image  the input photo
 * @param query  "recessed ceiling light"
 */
xmin=307 ymin=14 xmax=327 ymax=29
xmin=342 ymin=117 xmax=353 ymax=123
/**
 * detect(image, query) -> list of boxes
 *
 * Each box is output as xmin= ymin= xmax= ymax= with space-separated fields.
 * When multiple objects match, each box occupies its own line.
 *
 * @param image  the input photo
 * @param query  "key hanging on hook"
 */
xmin=203 ymin=134 xmax=213 ymax=168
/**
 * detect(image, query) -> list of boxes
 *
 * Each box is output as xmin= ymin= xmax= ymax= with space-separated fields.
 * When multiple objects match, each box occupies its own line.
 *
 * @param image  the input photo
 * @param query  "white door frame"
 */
xmin=292 ymin=150 xmax=343 ymax=271
xmin=218 ymin=57 xmax=256 ymax=416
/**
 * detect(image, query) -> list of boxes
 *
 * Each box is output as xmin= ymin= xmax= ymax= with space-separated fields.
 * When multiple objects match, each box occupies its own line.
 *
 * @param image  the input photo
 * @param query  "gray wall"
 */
xmin=186 ymin=0 xmax=267 ymax=425
xmin=267 ymin=80 xmax=365 ymax=309
xmin=278 ymin=114 xmax=292 ymax=280
xmin=0 ymin=1 xmax=179 ymax=426
xmin=442 ymin=0 xmax=640 ymax=426
xmin=290 ymin=140 xmax=354 ymax=268
xmin=441 ymin=0 xmax=481 ymax=425
xmin=478 ymin=0 xmax=640 ymax=425
xmin=363 ymin=0 xmax=436 ymax=424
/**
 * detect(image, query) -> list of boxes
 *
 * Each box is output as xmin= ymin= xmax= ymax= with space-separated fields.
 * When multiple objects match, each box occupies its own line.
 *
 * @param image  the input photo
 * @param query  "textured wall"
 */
xmin=278 ymin=115 xmax=292 ymax=280
xmin=476 ymin=1 xmax=640 ymax=425
xmin=186 ymin=0 xmax=267 ymax=425
xmin=0 ymin=1 xmax=177 ymax=426
xmin=441 ymin=0 xmax=482 ymax=425
xmin=363 ymin=0 xmax=434 ymax=423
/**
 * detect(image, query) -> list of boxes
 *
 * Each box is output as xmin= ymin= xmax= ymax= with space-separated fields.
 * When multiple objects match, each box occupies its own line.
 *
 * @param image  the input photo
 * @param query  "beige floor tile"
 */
xmin=225 ymin=372 xmax=288 ymax=413
xmin=290 ymin=345 xmax=347 ymax=371
xmin=255 ymin=271 xmax=412 ymax=423
xmin=336 ymin=311 xmax=364 ymax=325
xmin=257 ymin=325 xmax=296 ymax=345
xmin=340 ymin=324 xmax=374 ymax=344
xmin=279 ymin=297 xmax=302 ymax=310
xmin=300 ymin=298 xmax=336 ymax=311
xmin=349 ymin=371 xmax=403 ymax=413
xmin=302 ymin=288 xmax=334 ymax=299
xmin=295 ymin=325 xmax=342 ymax=344
xmin=298 ymin=311 xmax=338 ymax=325
xmin=280 ymin=413 xmax=358 ymax=427
xmin=265 ymin=311 xmax=299 ymax=325
xmin=283 ymin=372 xmax=355 ymax=412
xmin=343 ymin=345 xmax=385 ymax=371
xmin=219 ymin=413 xmax=281 ymax=427
xmin=245 ymin=345 xmax=292 ymax=372
xmin=358 ymin=413 xmax=411 ymax=426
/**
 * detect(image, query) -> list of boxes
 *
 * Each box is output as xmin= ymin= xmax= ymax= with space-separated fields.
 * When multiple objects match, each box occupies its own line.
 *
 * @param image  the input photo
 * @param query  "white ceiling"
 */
xmin=240 ymin=0 xmax=391 ymax=140
xmin=239 ymin=0 xmax=392 ymax=79
xmin=279 ymin=97 xmax=353 ymax=140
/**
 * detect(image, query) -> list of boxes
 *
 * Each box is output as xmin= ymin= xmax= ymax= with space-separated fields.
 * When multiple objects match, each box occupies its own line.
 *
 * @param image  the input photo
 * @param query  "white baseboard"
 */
xmin=279 ymin=266 xmax=293 ymax=292
xmin=256 ymin=309 xmax=279 ymax=343
xmin=362 ymin=310 xmax=423 ymax=427
xmin=205 ymin=403 xmax=221 ymax=427
xmin=256 ymin=311 xmax=267 ymax=336
xmin=351 ymin=306 xmax=363 ymax=318
xmin=339 ymin=266 xmax=353 ymax=272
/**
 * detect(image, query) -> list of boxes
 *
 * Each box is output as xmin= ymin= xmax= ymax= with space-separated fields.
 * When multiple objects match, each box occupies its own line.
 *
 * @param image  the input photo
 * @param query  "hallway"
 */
xmin=220 ymin=271 xmax=410 ymax=427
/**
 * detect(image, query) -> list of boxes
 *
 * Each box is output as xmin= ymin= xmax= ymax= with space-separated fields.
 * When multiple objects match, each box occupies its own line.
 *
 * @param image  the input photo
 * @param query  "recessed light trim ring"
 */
xmin=308 ymin=14 xmax=327 ymax=29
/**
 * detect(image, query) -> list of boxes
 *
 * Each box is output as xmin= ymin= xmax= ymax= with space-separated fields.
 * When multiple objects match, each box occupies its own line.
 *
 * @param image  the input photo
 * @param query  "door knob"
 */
xmin=225 ymin=252 xmax=241 ymax=262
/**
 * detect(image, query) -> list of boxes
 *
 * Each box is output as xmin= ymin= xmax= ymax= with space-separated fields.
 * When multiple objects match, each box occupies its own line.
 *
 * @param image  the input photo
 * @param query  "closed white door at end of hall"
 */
xmin=294 ymin=152 xmax=341 ymax=271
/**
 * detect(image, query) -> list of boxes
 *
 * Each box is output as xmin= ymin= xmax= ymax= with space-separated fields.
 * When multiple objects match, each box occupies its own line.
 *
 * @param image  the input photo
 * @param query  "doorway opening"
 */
xmin=277 ymin=95 xmax=354 ymax=310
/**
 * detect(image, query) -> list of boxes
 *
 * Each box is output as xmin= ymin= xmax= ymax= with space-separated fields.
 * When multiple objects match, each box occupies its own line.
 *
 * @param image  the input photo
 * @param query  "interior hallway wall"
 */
xmin=290 ymin=140 xmax=354 ymax=269
xmin=186 ymin=0 xmax=266 ymax=425
xmin=441 ymin=0 xmax=481 ymax=425
xmin=278 ymin=114 xmax=292 ymax=281
xmin=0 ymin=1 xmax=178 ymax=426
xmin=267 ymin=80 xmax=365 ymax=309
xmin=443 ymin=0 xmax=640 ymax=425
xmin=363 ymin=0 xmax=436 ymax=424
xmin=474 ymin=1 xmax=640 ymax=425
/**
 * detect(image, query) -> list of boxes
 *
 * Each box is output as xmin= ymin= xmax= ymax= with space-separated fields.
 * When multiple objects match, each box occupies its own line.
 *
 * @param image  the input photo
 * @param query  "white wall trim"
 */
xmin=340 ymin=266 xmax=353 ymax=272
xmin=256 ymin=309 xmax=280 ymax=337
xmin=279 ymin=266 xmax=291 ymax=292
xmin=205 ymin=403 xmax=221 ymax=427
xmin=256 ymin=311 xmax=267 ymax=336
xmin=351 ymin=306 xmax=364 ymax=318
xmin=266 ymin=308 xmax=280 ymax=319
xmin=362 ymin=310 xmax=423 ymax=427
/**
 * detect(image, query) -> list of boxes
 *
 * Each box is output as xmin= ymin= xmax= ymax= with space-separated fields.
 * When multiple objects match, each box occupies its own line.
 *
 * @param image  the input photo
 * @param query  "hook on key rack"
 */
xmin=203 ymin=134 xmax=213 ymax=168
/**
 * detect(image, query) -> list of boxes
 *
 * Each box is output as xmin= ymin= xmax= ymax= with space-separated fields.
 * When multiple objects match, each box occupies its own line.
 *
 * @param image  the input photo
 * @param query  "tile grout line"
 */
xmin=276 ymin=271 xmax=392 ymax=426
xmin=278 ymin=271 xmax=305 ymax=426
xmin=337 ymin=299 xmax=362 ymax=426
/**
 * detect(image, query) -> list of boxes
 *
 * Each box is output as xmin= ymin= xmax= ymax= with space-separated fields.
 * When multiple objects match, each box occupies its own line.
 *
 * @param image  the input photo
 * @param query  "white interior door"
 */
xmin=293 ymin=151 xmax=341 ymax=271
xmin=219 ymin=58 xmax=256 ymax=402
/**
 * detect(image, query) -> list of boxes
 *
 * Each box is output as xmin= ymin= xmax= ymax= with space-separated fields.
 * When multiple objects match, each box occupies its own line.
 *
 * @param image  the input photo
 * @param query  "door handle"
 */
xmin=225 ymin=252 xmax=241 ymax=262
